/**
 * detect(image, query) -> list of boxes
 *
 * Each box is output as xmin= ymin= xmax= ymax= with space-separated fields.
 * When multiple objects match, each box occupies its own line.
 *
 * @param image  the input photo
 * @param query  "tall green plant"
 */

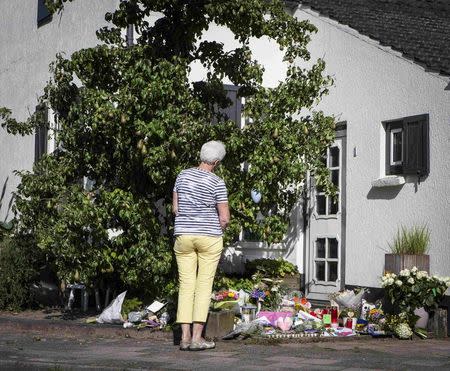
xmin=389 ymin=225 xmax=430 ymax=255
xmin=1 ymin=0 xmax=335 ymax=300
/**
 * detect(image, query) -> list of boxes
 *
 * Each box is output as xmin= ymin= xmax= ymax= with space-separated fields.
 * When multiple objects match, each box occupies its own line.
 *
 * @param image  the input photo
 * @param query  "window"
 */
xmin=316 ymin=146 xmax=340 ymax=216
xmin=34 ymin=105 xmax=48 ymax=162
xmin=314 ymin=237 xmax=339 ymax=282
xmin=37 ymin=0 xmax=52 ymax=26
xmin=219 ymin=84 xmax=242 ymax=127
xmin=384 ymin=114 xmax=429 ymax=177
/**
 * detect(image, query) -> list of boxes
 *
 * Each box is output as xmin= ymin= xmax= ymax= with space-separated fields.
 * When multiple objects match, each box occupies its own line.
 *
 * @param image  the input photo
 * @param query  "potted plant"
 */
xmin=385 ymin=224 xmax=430 ymax=274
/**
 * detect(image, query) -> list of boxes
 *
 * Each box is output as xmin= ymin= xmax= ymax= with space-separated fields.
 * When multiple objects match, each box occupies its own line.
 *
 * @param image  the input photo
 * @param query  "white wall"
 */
xmin=0 ymin=0 xmax=119 ymax=221
xmin=294 ymin=6 xmax=450 ymax=287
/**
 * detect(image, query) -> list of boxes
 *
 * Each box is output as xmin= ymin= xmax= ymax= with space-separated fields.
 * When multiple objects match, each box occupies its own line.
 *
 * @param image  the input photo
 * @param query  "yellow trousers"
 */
xmin=174 ymin=235 xmax=223 ymax=323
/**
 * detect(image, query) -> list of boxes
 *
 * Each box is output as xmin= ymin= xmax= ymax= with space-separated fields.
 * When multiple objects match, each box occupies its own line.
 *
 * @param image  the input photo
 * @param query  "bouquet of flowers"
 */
xmin=250 ymin=289 xmax=267 ymax=302
xmin=382 ymin=313 xmax=414 ymax=339
xmin=367 ymin=307 xmax=384 ymax=324
xmin=329 ymin=288 xmax=366 ymax=309
xmin=211 ymin=290 xmax=239 ymax=311
xmin=381 ymin=267 xmax=450 ymax=312
xmin=250 ymin=275 xmax=286 ymax=310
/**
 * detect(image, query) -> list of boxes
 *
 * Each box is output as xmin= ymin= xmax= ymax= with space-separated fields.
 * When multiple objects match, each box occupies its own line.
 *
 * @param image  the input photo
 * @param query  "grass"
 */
xmin=389 ymin=225 xmax=430 ymax=255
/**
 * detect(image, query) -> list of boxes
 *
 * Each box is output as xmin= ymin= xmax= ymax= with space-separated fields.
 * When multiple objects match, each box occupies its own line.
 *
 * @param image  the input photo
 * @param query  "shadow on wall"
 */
xmin=366 ymin=185 xmax=403 ymax=200
xmin=0 ymin=177 xmax=14 ymax=222
xmin=367 ymin=173 xmax=428 ymax=200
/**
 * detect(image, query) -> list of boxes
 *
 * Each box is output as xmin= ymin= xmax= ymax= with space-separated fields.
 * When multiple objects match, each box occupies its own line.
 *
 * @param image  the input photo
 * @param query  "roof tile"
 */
xmin=299 ymin=0 xmax=450 ymax=75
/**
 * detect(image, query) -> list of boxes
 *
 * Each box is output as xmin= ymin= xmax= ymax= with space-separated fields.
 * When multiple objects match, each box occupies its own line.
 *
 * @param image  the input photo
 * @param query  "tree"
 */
xmin=0 ymin=0 xmax=335 ymax=300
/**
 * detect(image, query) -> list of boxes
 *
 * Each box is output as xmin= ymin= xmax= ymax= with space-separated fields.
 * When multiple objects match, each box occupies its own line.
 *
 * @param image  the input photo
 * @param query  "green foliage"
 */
xmin=389 ymin=225 xmax=430 ymax=255
xmin=121 ymin=297 xmax=143 ymax=317
xmin=1 ymin=1 xmax=335 ymax=303
xmin=213 ymin=272 xmax=254 ymax=292
xmin=0 ymin=235 xmax=42 ymax=310
xmin=0 ymin=220 xmax=13 ymax=241
xmin=245 ymin=257 xmax=299 ymax=278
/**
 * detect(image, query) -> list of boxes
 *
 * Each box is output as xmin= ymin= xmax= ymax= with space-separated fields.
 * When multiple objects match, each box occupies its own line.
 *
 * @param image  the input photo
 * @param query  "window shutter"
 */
xmin=403 ymin=115 xmax=429 ymax=176
xmin=37 ymin=0 xmax=52 ymax=26
xmin=221 ymin=85 xmax=242 ymax=127
xmin=34 ymin=106 xmax=48 ymax=162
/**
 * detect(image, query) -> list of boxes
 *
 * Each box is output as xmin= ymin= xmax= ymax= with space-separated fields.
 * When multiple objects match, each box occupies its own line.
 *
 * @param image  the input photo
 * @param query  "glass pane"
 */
xmin=392 ymin=130 xmax=402 ymax=164
xmin=328 ymin=238 xmax=338 ymax=258
xmin=330 ymin=147 xmax=339 ymax=167
xmin=316 ymin=238 xmax=326 ymax=258
xmin=317 ymin=195 xmax=326 ymax=215
xmin=331 ymin=169 xmax=339 ymax=188
xmin=328 ymin=262 xmax=338 ymax=282
xmin=329 ymin=196 xmax=339 ymax=214
xmin=316 ymin=261 xmax=325 ymax=281
xmin=327 ymin=196 xmax=339 ymax=215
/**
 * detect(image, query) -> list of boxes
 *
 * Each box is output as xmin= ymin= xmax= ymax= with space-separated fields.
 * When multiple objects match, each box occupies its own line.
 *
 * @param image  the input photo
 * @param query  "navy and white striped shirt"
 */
xmin=173 ymin=168 xmax=228 ymax=236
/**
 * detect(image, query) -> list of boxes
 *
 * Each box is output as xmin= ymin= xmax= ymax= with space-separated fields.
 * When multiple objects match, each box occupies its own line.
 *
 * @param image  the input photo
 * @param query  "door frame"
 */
xmin=304 ymin=122 xmax=347 ymax=300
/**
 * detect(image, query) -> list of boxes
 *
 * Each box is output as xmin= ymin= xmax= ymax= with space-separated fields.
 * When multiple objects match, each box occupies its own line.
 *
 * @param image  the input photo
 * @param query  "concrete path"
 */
xmin=0 ymin=315 xmax=449 ymax=370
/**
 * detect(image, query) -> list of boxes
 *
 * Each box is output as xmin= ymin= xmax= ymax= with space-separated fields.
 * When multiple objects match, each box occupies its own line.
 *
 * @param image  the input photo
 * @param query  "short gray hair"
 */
xmin=200 ymin=141 xmax=226 ymax=164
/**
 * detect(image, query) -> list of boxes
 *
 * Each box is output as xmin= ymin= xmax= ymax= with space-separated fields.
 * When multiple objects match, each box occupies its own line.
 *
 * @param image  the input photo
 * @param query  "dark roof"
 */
xmin=298 ymin=0 xmax=450 ymax=76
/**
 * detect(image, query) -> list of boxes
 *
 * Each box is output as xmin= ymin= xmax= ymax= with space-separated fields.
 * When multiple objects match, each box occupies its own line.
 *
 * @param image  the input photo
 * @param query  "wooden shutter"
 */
xmin=37 ymin=0 xmax=52 ymax=26
xmin=34 ymin=106 xmax=49 ymax=162
xmin=403 ymin=114 xmax=429 ymax=176
xmin=221 ymin=85 xmax=242 ymax=127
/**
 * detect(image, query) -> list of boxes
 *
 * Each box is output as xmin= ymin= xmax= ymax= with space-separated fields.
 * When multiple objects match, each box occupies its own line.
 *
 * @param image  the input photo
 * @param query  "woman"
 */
xmin=172 ymin=140 xmax=230 ymax=351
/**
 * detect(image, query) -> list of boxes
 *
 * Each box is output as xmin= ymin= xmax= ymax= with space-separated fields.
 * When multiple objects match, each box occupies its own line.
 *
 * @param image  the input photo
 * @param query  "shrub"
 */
xmin=213 ymin=273 xmax=254 ymax=292
xmin=245 ymin=257 xmax=299 ymax=278
xmin=0 ymin=235 xmax=41 ymax=310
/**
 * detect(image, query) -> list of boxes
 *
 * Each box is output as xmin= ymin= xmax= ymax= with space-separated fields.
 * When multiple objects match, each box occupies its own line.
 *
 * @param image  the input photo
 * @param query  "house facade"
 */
xmin=1 ymin=1 xmax=449 ymax=307
xmin=0 ymin=0 xmax=119 ymax=222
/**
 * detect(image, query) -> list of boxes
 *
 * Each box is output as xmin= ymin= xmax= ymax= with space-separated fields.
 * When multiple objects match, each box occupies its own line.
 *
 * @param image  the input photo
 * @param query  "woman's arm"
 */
xmin=217 ymin=202 xmax=230 ymax=231
xmin=172 ymin=191 xmax=179 ymax=216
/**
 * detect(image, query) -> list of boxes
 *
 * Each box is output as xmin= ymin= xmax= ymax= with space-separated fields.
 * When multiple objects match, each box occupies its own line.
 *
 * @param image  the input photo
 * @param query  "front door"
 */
xmin=305 ymin=127 xmax=346 ymax=301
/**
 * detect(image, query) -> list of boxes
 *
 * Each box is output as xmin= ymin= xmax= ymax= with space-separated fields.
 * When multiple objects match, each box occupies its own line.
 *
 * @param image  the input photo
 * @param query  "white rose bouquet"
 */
xmin=381 ymin=267 xmax=450 ymax=312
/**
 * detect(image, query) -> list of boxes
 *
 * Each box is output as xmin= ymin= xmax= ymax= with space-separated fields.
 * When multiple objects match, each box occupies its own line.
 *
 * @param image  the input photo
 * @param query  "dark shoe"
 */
xmin=189 ymin=340 xmax=215 ymax=351
xmin=179 ymin=340 xmax=191 ymax=351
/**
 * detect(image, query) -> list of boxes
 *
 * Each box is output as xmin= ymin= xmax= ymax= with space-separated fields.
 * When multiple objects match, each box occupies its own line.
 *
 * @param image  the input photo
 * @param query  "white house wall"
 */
xmin=294 ymin=7 xmax=450 ymax=288
xmin=0 ymin=0 xmax=119 ymax=221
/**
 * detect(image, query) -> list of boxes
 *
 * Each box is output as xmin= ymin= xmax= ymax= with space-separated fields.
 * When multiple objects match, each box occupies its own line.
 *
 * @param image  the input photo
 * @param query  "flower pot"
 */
xmin=413 ymin=307 xmax=429 ymax=328
xmin=384 ymin=254 xmax=430 ymax=274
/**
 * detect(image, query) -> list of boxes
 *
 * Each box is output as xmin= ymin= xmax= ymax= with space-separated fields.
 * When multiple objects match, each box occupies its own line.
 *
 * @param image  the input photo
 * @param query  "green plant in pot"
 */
xmin=385 ymin=224 xmax=430 ymax=274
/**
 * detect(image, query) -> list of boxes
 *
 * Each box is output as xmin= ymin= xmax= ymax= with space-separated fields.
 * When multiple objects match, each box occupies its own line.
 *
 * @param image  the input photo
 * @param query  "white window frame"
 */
xmin=315 ymin=145 xmax=340 ymax=217
xmin=313 ymin=236 xmax=340 ymax=283
xmin=390 ymin=128 xmax=403 ymax=166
